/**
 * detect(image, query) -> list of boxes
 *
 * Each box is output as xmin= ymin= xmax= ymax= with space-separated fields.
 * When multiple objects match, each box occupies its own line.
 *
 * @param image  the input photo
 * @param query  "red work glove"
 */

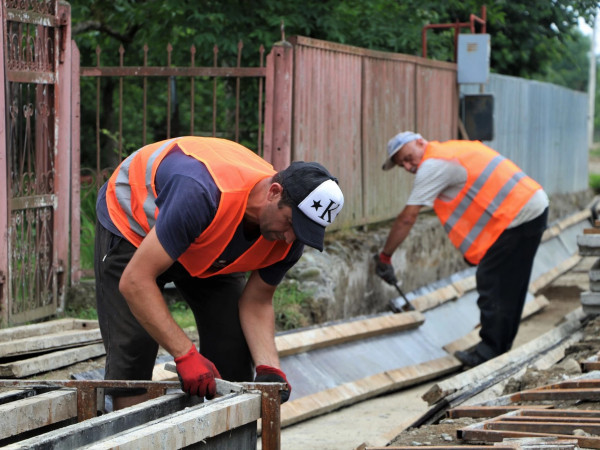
xmin=254 ymin=365 xmax=291 ymax=403
xmin=174 ymin=345 xmax=221 ymax=399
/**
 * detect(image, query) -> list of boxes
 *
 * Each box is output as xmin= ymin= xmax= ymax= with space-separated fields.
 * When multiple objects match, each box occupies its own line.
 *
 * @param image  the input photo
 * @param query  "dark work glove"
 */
xmin=373 ymin=252 xmax=398 ymax=285
xmin=255 ymin=365 xmax=291 ymax=403
xmin=174 ymin=345 xmax=221 ymax=399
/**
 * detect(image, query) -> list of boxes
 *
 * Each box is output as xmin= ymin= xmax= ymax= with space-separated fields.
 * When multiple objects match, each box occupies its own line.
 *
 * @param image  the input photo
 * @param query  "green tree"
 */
xmin=71 ymin=0 xmax=598 ymax=81
xmin=70 ymin=0 xmax=599 ymax=165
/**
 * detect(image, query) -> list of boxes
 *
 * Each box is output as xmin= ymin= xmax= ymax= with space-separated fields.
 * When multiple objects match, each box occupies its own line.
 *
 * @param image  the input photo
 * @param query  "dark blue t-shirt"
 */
xmin=96 ymin=145 xmax=303 ymax=285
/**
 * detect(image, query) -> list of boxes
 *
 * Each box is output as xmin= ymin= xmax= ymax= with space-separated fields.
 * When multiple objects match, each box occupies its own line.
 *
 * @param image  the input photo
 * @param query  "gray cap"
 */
xmin=382 ymin=131 xmax=422 ymax=170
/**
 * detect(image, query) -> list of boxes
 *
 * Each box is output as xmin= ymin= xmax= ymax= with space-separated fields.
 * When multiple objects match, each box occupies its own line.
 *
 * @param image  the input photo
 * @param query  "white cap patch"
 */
xmin=297 ymin=179 xmax=344 ymax=226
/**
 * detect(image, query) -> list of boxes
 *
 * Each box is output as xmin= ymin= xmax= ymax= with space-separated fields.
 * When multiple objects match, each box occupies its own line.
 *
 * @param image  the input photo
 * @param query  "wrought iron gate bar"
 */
xmin=6 ymin=8 xmax=60 ymax=27
xmin=80 ymin=66 xmax=266 ymax=77
xmin=10 ymin=194 xmax=54 ymax=209
xmin=6 ymin=72 xmax=56 ymax=83
xmin=6 ymin=0 xmax=56 ymax=15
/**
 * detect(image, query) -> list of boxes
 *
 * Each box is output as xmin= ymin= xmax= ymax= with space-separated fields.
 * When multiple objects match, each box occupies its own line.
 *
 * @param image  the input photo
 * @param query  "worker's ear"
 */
xmin=267 ymin=182 xmax=284 ymax=201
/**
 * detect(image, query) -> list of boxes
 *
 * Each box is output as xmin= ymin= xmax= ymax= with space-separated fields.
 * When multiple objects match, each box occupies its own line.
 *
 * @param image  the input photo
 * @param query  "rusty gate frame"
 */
xmin=73 ymin=37 xmax=292 ymax=278
xmin=0 ymin=0 xmax=74 ymax=327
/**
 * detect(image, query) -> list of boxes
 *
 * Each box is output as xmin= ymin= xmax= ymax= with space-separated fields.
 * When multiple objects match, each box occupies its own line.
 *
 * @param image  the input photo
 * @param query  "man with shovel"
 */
xmin=373 ymin=132 xmax=548 ymax=368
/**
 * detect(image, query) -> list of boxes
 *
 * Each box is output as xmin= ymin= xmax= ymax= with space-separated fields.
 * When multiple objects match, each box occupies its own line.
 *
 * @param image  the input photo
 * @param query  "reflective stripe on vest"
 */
xmin=422 ymin=141 xmax=541 ymax=264
xmin=113 ymin=138 xmax=176 ymax=237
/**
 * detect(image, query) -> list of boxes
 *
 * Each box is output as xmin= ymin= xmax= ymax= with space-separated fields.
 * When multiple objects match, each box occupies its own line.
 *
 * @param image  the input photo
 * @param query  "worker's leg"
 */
xmin=94 ymin=222 xmax=159 ymax=409
xmin=174 ymin=273 xmax=254 ymax=382
xmin=475 ymin=208 xmax=548 ymax=360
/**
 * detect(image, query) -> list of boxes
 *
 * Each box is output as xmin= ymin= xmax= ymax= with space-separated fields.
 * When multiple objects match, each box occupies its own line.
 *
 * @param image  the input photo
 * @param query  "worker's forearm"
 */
xmin=239 ymin=296 xmax=280 ymax=368
xmin=383 ymin=221 xmax=413 ymax=255
xmin=382 ymin=206 xmax=419 ymax=255
xmin=122 ymin=282 xmax=192 ymax=358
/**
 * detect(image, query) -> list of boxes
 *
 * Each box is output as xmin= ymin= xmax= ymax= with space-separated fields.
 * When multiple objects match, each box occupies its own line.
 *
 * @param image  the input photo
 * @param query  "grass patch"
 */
xmin=169 ymin=301 xmax=196 ymax=329
xmin=591 ymin=173 xmax=600 ymax=194
xmin=65 ymin=305 xmax=98 ymax=320
xmin=80 ymin=181 xmax=99 ymax=271
xmin=273 ymin=281 xmax=312 ymax=331
xmin=590 ymin=145 xmax=600 ymax=159
xmin=64 ymin=281 xmax=312 ymax=333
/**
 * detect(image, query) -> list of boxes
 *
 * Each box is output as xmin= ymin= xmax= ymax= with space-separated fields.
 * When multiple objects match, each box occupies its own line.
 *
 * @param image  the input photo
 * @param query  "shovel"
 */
xmin=392 ymin=281 xmax=416 ymax=312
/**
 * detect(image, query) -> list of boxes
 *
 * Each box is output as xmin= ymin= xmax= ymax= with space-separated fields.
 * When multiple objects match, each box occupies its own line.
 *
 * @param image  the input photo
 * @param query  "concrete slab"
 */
xmin=577 ymin=234 xmax=600 ymax=255
xmin=581 ymin=291 xmax=600 ymax=305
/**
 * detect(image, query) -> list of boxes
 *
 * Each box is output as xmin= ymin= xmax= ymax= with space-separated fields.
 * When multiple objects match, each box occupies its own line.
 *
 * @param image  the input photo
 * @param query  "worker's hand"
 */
xmin=373 ymin=252 xmax=398 ymax=285
xmin=174 ymin=345 xmax=221 ymax=399
xmin=255 ymin=365 xmax=291 ymax=403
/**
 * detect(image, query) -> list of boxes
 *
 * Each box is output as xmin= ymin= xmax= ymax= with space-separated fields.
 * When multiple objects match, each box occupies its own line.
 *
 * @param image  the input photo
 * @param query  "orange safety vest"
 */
xmin=420 ymin=140 xmax=542 ymax=265
xmin=106 ymin=136 xmax=293 ymax=277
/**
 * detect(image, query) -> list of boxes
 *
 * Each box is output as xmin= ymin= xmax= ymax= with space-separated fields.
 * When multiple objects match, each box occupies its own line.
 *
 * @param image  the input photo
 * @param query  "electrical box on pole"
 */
xmin=457 ymin=34 xmax=490 ymax=84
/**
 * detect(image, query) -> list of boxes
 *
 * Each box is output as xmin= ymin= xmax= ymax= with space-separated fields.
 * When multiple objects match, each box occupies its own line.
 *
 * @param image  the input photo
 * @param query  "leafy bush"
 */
xmin=590 ymin=173 xmax=600 ymax=194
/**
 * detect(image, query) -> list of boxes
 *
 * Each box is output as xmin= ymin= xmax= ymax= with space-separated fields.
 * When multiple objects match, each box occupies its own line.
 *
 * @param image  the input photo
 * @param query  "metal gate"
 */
xmin=0 ymin=0 xmax=73 ymax=326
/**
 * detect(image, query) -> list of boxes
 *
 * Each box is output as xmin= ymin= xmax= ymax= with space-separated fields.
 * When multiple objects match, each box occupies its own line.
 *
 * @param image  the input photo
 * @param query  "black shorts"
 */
xmin=94 ymin=222 xmax=253 ymax=397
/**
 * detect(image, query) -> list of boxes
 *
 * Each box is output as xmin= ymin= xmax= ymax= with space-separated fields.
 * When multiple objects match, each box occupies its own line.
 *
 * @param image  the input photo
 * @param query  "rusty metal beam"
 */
xmin=458 ymin=427 xmax=600 ymax=449
xmin=487 ymin=420 xmax=600 ymax=434
xmin=458 ymin=407 xmax=600 ymax=449
xmin=446 ymin=405 xmax=552 ymax=419
xmin=512 ymin=388 xmax=600 ymax=402
xmin=530 ymin=379 xmax=600 ymax=390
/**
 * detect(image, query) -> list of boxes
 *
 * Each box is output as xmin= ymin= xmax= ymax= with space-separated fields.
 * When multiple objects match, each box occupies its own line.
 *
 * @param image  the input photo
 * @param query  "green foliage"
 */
xmin=273 ymin=281 xmax=312 ymax=331
xmin=65 ymin=305 xmax=98 ymax=320
xmin=79 ymin=179 xmax=98 ymax=271
xmin=591 ymin=173 xmax=600 ymax=194
xmin=169 ymin=301 xmax=197 ymax=329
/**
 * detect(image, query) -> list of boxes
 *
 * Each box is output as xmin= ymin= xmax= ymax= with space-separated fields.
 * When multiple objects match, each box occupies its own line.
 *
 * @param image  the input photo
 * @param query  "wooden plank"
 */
xmin=530 ymin=255 xmax=582 ymax=294
xmin=0 ymin=389 xmax=77 ymax=440
xmin=279 ymin=354 xmax=460 ymax=429
xmin=0 ymin=343 xmax=106 ymax=378
xmin=152 ymin=361 xmax=178 ymax=382
xmin=56 ymin=394 xmax=261 ymax=450
xmin=0 ymin=329 xmax=102 ymax=358
xmin=557 ymin=210 xmax=590 ymax=231
xmin=452 ymin=276 xmax=476 ymax=296
xmin=275 ymin=311 xmax=425 ymax=357
xmin=411 ymin=285 xmax=459 ymax=312
xmin=542 ymin=224 xmax=561 ymax=242
xmin=0 ymin=319 xmax=98 ymax=342
xmin=443 ymin=295 xmax=550 ymax=355
xmin=540 ymin=210 xmax=589 ymax=243
xmin=423 ymin=308 xmax=586 ymax=406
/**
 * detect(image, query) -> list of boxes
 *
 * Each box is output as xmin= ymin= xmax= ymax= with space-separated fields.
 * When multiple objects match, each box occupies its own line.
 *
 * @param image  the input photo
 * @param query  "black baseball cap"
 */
xmin=279 ymin=161 xmax=344 ymax=251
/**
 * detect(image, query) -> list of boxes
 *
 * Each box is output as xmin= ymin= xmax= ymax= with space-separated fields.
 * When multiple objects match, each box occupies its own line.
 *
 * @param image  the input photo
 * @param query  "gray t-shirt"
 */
xmin=407 ymin=158 xmax=548 ymax=227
